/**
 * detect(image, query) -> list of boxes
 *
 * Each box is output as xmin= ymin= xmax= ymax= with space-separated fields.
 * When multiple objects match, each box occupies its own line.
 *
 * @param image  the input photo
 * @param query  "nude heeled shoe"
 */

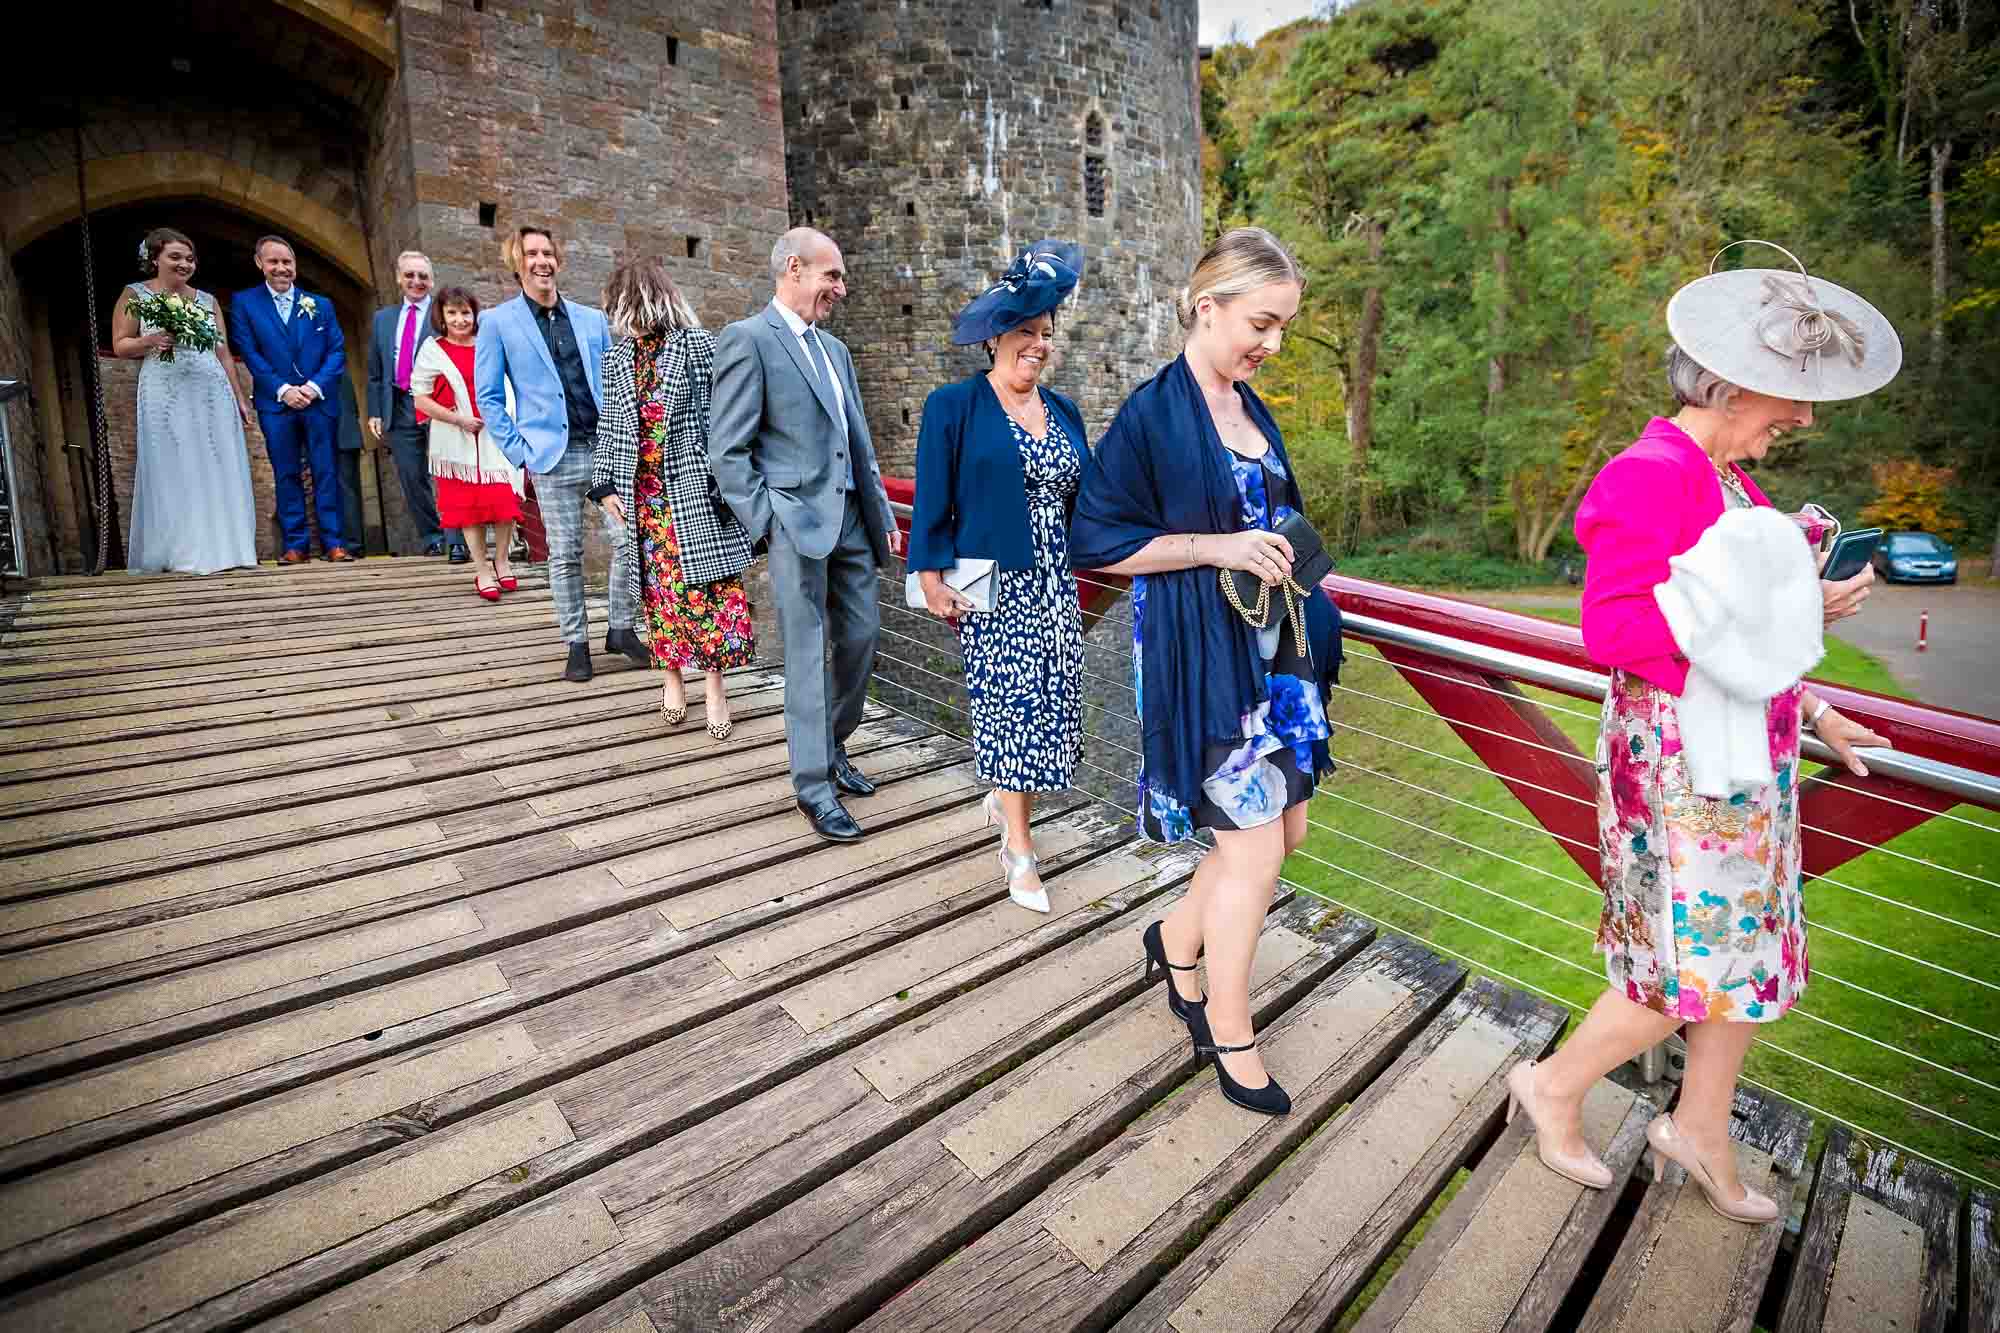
xmin=1505 ymin=1061 xmax=1615 ymax=1189
xmin=1646 ymin=1113 xmax=1780 ymax=1224
xmin=985 ymin=791 xmax=1049 ymax=913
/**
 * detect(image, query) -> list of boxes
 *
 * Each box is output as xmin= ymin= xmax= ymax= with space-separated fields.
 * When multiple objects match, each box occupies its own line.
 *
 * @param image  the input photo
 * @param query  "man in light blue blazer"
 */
xmin=475 ymin=225 xmax=643 ymax=682
xmin=228 ymin=235 xmax=352 ymax=562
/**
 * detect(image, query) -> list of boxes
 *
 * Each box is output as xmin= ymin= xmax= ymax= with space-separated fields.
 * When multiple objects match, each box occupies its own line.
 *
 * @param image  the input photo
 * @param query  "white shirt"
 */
xmin=771 ymin=299 xmax=845 ymax=434
xmin=266 ymin=283 xmax=322 ymax=402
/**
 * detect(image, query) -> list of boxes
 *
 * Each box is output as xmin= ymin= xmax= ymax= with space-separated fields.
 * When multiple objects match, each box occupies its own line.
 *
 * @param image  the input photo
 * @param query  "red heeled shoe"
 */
xmin=474 ymin=574 xmax=501 ymax=602
xmin=494 ymin=562 xmax=518 ymax=592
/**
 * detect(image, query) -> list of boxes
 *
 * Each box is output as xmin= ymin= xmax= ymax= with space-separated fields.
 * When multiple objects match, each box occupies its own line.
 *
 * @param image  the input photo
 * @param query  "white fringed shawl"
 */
xmin=411 ymin=335 xmax=523 ymax=494
xmin=1652 ymin=506 xmax=1824 ymax=797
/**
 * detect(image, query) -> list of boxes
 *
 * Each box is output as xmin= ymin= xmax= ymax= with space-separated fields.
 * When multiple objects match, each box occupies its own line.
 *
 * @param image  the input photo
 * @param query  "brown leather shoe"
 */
xmin=325 ymin=547 xmax=356 ymax=562
xmin=278 ymin=549 xmax=309 ymax=565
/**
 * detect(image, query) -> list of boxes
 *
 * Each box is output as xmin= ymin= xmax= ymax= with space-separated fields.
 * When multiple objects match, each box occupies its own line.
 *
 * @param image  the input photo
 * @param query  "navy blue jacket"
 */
xmin=908 ymin=375 xmax=1091 ymax=573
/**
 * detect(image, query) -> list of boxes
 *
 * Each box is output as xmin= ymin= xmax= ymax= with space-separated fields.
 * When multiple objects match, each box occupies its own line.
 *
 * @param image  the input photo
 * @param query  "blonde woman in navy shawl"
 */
xmin=1070 ymin=228 xmax=1341 ymax=1118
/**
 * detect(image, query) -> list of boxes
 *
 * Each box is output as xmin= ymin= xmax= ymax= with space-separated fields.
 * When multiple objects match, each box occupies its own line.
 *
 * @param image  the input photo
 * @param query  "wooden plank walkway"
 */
xmin=0 ymin=558 xmax=1977 ymax=1331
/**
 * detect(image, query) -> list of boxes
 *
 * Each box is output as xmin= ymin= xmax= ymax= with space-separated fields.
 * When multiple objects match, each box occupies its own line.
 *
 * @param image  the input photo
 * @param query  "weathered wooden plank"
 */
xmin=1078 ymin=977 xmax=1563 ymax=1333
xmin=601 ymin=928 xmax=1430 ymax=1333
xmin=0 ymin=963 xmax=510 ymax=1150
xmin=0 ymin=739 xmax=963 ymax=1086
xmin=251 ymin=862 xmax=1308 ymax=1333
xmin=1969 ymin=1189 xmax=1998 ymax=1333
xmin=0 ymin=1025 xmax=539 ymax=1260
xmin=1778 ymin=1123 xmax=1961 ymax=1333
xmin=0 ymin=905 xmax=486 ymax=1059
xmin=2 ymin=578 xmax=521 ymax=630
xmin=1576 ymin=1086 xmax=1814 ymax=1333
xmin=0 ymin=1099 xmax=573 ymax=1333
xmin=1351 ymin=1080 xmax=1657 ymax=1333
xmin=0 ymin=782 xmax=1007 ymax=1279
xmin=0 ymin=703 xmax=867 ymax=902
xmin=56 ymin=829 xmax=1184 ymax=1332
xmin=0 ymin=823 xmax=452 ymax=943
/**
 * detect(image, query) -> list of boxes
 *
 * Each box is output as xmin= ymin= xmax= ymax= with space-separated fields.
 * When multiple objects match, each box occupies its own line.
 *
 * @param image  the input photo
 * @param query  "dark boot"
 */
xmin=605 ymin=626 xmax=651 ymax=667
xmin=563 ymin=642 xmax=594 ymax=682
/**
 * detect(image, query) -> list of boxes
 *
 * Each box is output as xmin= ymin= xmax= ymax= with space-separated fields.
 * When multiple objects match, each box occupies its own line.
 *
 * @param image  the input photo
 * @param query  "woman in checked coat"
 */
xmin=592 ymin=258 xmax=757 ymax=737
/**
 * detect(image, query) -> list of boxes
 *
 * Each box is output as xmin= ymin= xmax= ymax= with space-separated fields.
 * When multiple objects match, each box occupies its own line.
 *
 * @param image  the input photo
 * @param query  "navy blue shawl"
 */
xmin=1070 ymin=354 xmax=1342 ymax=811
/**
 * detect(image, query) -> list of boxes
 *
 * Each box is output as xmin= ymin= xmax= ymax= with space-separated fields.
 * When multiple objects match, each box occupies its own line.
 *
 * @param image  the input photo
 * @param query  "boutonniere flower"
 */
xmin=297 ymin=295 xmax=319 ymax=319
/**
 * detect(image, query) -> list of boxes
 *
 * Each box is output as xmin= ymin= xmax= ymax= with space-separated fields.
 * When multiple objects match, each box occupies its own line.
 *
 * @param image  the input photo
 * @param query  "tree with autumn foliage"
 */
xmin=1860 ymin=459 xmax=1965 ymax=538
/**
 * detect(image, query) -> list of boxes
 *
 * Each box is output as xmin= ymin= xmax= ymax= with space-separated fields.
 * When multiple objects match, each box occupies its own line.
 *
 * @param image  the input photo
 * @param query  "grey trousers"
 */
xmin=532 ymin=441 xmax=636 ymax=645
xmin=766 ymin=495 xmax=881 ymax=805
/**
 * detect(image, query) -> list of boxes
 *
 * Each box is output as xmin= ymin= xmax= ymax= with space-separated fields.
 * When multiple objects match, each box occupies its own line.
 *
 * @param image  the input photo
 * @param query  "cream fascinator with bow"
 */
xmin=1667 ymin=240 xmax=1902 ymax=403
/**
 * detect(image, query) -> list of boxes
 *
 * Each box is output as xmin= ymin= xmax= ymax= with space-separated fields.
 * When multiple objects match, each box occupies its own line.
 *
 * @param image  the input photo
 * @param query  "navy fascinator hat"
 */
xmin=950 ymin=241 xmax=1084 ymax=346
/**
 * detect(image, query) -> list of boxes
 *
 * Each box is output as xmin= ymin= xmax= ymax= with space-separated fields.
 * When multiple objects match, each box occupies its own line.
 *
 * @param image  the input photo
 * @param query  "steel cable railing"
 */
xmin=871 ymin=504 xmax=2000 ymax=1187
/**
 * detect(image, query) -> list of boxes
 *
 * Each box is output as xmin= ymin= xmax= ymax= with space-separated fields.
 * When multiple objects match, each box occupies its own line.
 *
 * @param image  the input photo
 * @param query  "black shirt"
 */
xmin=529 ymin=296 xmax=599 ymax=441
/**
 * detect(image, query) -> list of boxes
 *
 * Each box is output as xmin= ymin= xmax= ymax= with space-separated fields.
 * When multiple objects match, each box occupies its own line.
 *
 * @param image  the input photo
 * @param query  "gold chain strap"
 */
xmin=1220 ymin=568 xmax=1312 ymax=656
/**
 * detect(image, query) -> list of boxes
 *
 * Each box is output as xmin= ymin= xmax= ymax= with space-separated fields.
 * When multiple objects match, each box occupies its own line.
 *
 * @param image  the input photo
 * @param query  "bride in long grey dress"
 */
xmin=110 ymin=227 xmax=260 ymax=574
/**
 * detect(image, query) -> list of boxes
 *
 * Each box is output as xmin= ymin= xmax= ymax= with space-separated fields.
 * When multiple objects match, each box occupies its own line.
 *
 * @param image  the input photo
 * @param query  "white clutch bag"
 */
xmin=905 ymin=558 xmax=997 ymax=613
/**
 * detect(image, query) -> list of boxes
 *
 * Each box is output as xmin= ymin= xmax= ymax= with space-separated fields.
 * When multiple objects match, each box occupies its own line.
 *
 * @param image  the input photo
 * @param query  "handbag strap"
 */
xmin=1219 ymin=568 xmax=1312 ymax=657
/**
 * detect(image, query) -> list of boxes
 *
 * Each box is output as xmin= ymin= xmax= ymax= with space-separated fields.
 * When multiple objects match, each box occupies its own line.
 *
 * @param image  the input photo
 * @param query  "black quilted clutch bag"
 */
xmin=1219 ymin=511 xmax=1334 ymax=641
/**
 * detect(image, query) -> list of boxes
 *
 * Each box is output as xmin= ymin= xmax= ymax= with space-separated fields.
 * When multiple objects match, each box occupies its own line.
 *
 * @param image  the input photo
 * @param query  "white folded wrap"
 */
xmin=1652 ymin=506 xmax=1824 ymax=797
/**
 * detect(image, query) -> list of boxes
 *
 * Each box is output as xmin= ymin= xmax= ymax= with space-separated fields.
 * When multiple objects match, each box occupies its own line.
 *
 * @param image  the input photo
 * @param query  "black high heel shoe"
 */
xmin=1141 ymin=920 xmax=1206 ymax=1032
xmin=1198 ymin=1034 xmax=1291 ymax=1116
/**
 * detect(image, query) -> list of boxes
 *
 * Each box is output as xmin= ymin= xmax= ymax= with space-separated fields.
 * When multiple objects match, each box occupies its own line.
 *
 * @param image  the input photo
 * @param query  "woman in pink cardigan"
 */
xmin=1504 ymin=244 xmax=1898 ymax=1223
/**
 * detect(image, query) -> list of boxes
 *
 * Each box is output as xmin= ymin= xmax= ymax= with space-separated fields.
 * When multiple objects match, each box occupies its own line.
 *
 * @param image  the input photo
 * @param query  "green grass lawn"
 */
xmin=1290 ymin=602 xmax=2000 ymax=1191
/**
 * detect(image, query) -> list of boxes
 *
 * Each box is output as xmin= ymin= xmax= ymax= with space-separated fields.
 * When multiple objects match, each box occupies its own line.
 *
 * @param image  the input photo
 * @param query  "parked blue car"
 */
xmin=1872 ymin=531 xmax=1959 ymax=584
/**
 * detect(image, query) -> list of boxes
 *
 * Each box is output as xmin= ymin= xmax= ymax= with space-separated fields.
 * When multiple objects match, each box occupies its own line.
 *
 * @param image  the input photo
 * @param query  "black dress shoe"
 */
xmin=832 ymin=753 xmax=877 ymax=797
xmin=563 ymin=642 xmax=594 ymax=682
xmin=424 ymin=540 xmax=446 ymax=557
xmin=446 ymin=542 xmax=470 ymax=564
xmin=797 ymin=798 xmax=863 ymax=842
xmin=604 ymin=626 xmax=652 ymax=667
xmin=1198 ymin=1023 xmax=1291 ymax=1116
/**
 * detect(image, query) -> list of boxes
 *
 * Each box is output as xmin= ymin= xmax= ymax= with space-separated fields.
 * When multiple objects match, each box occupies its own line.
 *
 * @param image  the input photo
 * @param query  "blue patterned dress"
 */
xmin=955 ymin=409 xmax=1086 ymax=792
xmin=1133 ymin=445 xmax=1331 ymax=843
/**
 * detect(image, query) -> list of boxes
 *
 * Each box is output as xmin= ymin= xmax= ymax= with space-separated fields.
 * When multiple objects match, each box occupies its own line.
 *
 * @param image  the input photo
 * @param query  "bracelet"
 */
xmin=1805 ymin=699 xmax=1831 ymax=730
xmin=1186 ymin=534 xmax=1199 ymax=566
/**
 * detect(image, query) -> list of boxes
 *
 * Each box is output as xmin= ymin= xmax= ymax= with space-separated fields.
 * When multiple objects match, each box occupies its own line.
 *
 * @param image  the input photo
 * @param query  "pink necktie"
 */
xmin=395 ymin=304 xmax=419 ymax=392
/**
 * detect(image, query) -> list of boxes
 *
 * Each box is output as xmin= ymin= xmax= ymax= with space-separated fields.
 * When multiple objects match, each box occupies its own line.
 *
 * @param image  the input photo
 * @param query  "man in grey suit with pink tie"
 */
xmin=708 ymin=228 xmax=898 ymax=843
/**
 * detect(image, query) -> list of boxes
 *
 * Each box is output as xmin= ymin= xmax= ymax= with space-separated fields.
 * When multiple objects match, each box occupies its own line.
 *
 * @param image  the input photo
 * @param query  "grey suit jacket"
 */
xmin=708 ymin=300 xmax=894 ymax=564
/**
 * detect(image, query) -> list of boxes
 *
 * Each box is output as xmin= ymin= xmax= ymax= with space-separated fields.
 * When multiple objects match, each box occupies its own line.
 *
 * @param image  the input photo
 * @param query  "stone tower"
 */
xmin=777 ymin=0 xmax=1204 ymax=469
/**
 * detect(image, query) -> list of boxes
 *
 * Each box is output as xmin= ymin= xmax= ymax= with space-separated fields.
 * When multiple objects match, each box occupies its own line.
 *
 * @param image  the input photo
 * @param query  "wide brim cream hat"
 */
xmin=1666 ymin=240 xmax=1902 ymax=402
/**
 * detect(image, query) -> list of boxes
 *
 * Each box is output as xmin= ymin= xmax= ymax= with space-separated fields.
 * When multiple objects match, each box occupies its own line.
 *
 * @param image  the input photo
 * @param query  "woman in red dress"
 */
xmin=411 ymin=287 xmax=523 ymax=600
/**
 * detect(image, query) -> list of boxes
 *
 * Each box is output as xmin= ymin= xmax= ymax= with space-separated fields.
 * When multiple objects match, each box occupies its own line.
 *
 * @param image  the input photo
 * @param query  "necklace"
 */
xmin=1672 ymin=414 xmax=1749 ymax=499
xmin=991 ymin=378 xmax=1045 ymax=438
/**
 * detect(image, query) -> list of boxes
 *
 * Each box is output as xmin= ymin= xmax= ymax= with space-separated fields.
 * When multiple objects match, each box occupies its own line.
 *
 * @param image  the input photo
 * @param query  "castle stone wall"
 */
xmin=777 ymin=0 xmax=1204 ymax=470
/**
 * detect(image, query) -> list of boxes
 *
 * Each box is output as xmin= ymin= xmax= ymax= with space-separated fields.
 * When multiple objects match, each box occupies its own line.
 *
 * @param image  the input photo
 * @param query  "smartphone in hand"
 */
xmin=1820 ymin=527 xmax=1882 ymax=582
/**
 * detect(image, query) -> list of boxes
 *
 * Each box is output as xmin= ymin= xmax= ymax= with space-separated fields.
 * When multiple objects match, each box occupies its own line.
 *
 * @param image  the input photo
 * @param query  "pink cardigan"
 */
xmin=1574 ymin=417 xmax=1772 ymax=696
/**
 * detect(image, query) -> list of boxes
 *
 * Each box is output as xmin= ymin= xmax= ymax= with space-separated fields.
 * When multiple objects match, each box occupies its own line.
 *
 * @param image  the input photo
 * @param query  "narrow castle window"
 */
xmin=686 ymin=236 xmax=702 ymax=259
xmin=478 ymin=201 xmax=497 ymax=228
xmin=902 ymin=304 xmax=913 ymax=316
xmin=667 ymin=37 xmax=679 ymax=66
xmin=900 ymin=94 xmax=911 ymax=110
xmin=1083 ymin=113 xmax=1108 ymax=217
xmin=905 ymin=201 xmax=916 ymax=217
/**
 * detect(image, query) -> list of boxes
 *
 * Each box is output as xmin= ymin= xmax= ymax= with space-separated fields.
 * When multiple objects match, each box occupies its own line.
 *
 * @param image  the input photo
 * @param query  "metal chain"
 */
xmin=72 ymin=110 xmax=114 ymax=576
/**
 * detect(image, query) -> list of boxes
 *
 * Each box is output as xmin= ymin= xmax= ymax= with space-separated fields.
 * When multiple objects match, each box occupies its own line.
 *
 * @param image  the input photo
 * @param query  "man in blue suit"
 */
xmin=475 ymin=224 xmax=645 ymax=681
xmin=228 ymin=235 xmax=353 ymax=562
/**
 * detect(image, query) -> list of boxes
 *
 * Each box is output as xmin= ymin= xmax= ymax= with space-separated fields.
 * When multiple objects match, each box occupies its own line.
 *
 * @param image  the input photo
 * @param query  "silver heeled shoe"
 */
xmin=1646 ymin=1113 xmax=1779 ymax=1223
xmin=985 ymin=791 xmax=1049 ymax=913
xmin=1505 ymin=1061 xmax=1615 ymax=1189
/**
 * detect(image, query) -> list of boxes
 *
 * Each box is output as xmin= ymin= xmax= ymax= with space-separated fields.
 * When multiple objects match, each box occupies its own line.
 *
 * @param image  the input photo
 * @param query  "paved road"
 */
xmin=1829 ymin=578 xmax=2000 ymax=721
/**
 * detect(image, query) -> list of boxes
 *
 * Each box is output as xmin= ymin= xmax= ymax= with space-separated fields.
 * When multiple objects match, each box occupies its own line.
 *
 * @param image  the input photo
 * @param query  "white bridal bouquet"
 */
xmin=128 ymin=290 xmax=220 ymax=363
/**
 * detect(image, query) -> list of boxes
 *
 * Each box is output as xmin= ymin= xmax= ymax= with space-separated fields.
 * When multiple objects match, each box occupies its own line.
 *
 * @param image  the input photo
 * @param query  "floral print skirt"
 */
xmin=637 ymin=491 xmax=754 ymax=673
xmin=1594 ymin=670 xmax=1807 ymax=1023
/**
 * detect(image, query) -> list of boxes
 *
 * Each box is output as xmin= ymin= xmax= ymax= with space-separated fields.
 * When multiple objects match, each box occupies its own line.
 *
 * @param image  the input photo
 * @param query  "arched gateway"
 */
xmin=1 ymin=0 xmax=789 ymax=575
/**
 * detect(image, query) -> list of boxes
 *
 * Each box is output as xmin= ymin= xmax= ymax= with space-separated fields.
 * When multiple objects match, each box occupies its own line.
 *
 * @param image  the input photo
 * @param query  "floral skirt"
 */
xmin=1594 ymin=670 xmax=1807 ymax=1023
xmin=639 ymin=493 xmax=754 ymax=672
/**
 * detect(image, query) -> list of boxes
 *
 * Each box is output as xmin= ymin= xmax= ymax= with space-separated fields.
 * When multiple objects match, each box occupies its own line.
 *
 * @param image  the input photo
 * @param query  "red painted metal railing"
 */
xmin=883 ymin=475 xmax=2000 ymax=886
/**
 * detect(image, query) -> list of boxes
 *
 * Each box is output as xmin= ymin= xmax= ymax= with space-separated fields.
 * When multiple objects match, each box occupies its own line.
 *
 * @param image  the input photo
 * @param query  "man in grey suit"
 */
xmin=710 ymin=228 xmax=898 ymax=842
